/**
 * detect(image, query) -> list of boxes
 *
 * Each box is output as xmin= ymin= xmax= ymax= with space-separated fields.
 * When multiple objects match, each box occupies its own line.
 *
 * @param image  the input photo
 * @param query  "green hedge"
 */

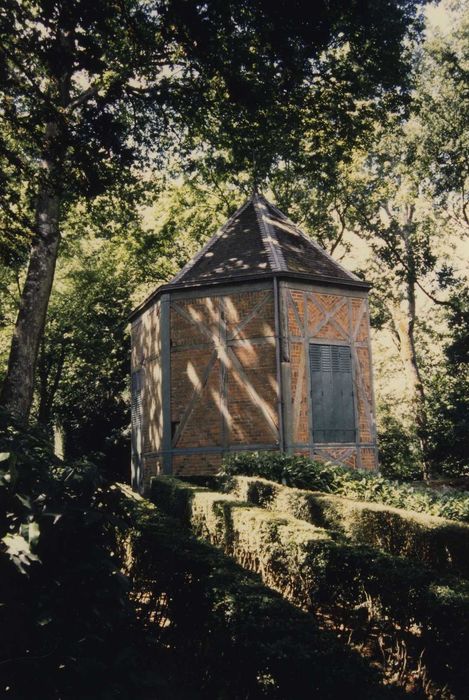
xmin=221 ymin=451 xmax=469 ymax=522
xmin=228 ymin=475 xmax=469 ymax=578
xmin=152 ymin=476 xmax=469 ymax=698
xmin=112 ymin=484 xmax=393 ymax=699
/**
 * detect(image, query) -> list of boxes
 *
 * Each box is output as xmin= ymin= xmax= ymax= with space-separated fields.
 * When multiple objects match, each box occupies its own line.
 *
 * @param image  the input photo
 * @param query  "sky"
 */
xmin=425 ymin=0 xmax=461 ymax=35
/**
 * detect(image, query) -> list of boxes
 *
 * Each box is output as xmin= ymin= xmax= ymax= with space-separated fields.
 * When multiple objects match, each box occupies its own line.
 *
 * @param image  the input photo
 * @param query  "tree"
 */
xmin=30 ymin=176 xmax=235 ymax=470
xmin=415 ymin=0 xmax=469 ymax=228
xmin=37 ymin=255 xmax=133 ymax=476
xmin=0 ymin=0 xmax=168 ymax=420
xmin=426 ymin=286 xmax=469 ymax=476
xmin=0 ymin=0 xmax=421 ymax=424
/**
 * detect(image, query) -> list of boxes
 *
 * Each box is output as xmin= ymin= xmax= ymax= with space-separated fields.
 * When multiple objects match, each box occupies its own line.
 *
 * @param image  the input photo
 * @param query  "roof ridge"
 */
xmin=264 ymin=199 xmax=361 ymax=282
xmin=171 ymin=197 xmax=253 ymax=284
xmin=253 ymin=193 xmax=287 ymax=272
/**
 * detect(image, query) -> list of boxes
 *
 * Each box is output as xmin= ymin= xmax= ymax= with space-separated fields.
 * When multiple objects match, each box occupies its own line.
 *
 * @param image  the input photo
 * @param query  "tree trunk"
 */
xmin=391 ymin=296 xmax=431 ymax=480
xmin=0 ymin=128 xmax=61 ymax=422
xmin=53 ymin=420 xmax=65 ymax=460
xmin=37 ymin=335 xmax=68 ymax=428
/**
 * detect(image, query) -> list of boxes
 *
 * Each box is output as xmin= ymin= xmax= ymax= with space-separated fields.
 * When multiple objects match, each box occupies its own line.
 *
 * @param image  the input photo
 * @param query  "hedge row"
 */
xmin=221 ymin=451 xmax=469 ymax=522
xmin=151 ymin=476 xmax=469 ymax=698
xmin=227 ymin=475 xmax=469 ymax=579
xmin=112 ymin=484 xmax=393 ymax=699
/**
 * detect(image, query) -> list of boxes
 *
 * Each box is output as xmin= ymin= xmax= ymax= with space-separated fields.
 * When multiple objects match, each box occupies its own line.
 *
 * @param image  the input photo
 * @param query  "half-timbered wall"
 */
xmin=130 ymin=299 xmax=163 ymax=489
xmin=280 ymin=281 xmax=377 ymax=470
xmin=131 ymin=278 xmax=377 ymax=491
xmin=133 ymin=281 xmax=280 ymax=487
xmin=169 ymin=282 xmax=279 ymax=476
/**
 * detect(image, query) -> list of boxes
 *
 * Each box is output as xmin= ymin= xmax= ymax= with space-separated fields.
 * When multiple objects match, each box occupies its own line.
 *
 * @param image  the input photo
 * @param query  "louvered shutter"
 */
xmin=309 ymin=344 xmax=356 ymax=443
xmin=131 ymin=369 xmax=143 ymax=488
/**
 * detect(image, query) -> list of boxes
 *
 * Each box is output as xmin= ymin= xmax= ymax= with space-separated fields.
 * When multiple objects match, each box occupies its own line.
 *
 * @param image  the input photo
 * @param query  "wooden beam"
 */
xmin=279 ymin=282 xmax=293 ymax=453
xmin=287 ymin=289 xmax=304 ymax=338
xmin=219 ymin=297 xmax=229 ymax=451
xmin=160 ymin=294 xmax=172 ymax=474
xmin=273 ymin=278 xmax=285 ymax=451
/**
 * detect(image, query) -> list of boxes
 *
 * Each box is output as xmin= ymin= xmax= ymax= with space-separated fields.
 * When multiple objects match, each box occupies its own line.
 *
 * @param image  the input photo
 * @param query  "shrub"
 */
xmin=221 ymin=451 xmax=469 ymax=522
xmin=152 ymin=476 xmax=469 ymax=698
xmin=377 ymin=410 xmax=422 ymax=481
xmin=228 ymin=475 xmax=469 ymax=578
xmin=0 ymin=416 xmax=162 ymax=699
xmin=114 ymin=483 xmax=393 ymax=699
xmin=0 ymin=418 xmax=391 ymax=699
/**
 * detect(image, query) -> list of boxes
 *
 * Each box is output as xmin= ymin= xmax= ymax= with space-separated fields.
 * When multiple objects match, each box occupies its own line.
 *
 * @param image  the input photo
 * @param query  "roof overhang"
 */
xmin=128 ymin=271 xmax=372 ymax=323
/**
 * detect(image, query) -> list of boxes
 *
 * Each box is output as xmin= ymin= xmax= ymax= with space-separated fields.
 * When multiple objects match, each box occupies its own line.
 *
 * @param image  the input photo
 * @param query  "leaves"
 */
xmin=221 ymin=451 xmax=469 ymax=522
xmin=1 ymin=532 xmax=40 ymax=575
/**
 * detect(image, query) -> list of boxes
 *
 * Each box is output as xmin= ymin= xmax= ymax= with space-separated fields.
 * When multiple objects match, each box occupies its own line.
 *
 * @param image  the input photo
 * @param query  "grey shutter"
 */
xmin=310 ymin=344 xmax=356 ymax=443
xmin=131 ymin=369 xmax=143 ymax=489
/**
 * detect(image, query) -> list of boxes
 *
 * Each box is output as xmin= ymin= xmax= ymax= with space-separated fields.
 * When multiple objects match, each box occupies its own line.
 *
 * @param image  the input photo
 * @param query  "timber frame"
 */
xmin=130 ymin=193 xmax=378 ymax=491
xmin=131 ymin=273 xmax=378 ymax=491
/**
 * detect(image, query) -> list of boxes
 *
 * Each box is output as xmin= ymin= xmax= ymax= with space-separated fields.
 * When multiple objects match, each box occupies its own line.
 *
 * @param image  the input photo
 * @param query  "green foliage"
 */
xmin=0 ymin=417 xmax=400 ymax=699
xmin=229 ymin=475 xmax=469 ymax=579
xmin=221 ymin=451 xmax=469 ymax=522
xmin=174 ymin=0 xmax=421 ymax=186
xmin=0 ymin=0 xmax=422 ymax=250
xmin=377 ymin=410 xmax=422 ymax=481
xmin=415 ymin=1 xmax=469 ymax=211
xmin=153 ymin=476 xmax=469 ymax=697
xmin=0 ymin=414 xmax=163 ymax=699
xmin=117 ymin=484 xmax=395 ymax=699
xmin=426 ymin=287 xmax=469 ymax=476
xmin=129 ymin=177 xmax=240 ymax=294
xmin=36 ymin=246 xmax=133 ymax=476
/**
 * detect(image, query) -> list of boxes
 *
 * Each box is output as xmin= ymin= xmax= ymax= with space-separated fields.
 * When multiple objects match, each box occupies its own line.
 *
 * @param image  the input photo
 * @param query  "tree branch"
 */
xmin=356 ymin=204 xmax=461 ymax=311
xmin=66 ymin=85 xmax=101 ymax=112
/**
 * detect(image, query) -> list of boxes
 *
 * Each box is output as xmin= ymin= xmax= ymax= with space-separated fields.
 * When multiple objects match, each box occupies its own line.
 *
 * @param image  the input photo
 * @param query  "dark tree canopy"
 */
xmin=0 ymin=0 xmax=422 ymax=422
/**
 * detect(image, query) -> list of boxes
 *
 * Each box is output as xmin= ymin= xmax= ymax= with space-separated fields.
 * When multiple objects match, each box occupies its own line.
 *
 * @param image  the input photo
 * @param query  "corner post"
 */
xmin=160 ymin=293 xmax=172 ymax=474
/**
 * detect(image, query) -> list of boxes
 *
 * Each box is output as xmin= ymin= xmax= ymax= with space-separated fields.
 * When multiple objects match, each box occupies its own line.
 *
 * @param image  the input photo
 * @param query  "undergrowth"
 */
xmin=221 ymin=452 xmax=469 ymax=522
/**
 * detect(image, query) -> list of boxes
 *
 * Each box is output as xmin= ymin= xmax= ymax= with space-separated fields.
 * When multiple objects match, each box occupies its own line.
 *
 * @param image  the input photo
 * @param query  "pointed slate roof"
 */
xmin=171 ymin=193 xmax=360 ymax=285
xmin=130 ymin=193 xmax=367 ymax=320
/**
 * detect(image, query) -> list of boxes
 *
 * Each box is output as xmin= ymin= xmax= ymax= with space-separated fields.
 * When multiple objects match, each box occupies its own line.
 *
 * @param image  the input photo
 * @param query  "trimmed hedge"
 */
xmin=221 ymin=451 xmax=469 ymax=522
xmin=152 ymin=476 xmax=469 ymax=698
xmin=228 ymin=475 xmax=469 ymax=578
xmin=111 ymin=484 xmax=395 ymax=699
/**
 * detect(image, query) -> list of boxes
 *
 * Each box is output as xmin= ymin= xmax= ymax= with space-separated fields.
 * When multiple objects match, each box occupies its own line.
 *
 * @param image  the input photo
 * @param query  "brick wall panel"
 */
xmin=227 ymin=357 xmax=278 ymax=446
xmin=357 ymin=347 xmax=372 ymax=400
xmin=313 ymin=447 xmax=357 ymax=469
xmin=131 ymin=320 xmax=143 ymax=370
xmin=143 ymin=358 xmax=163 ymax=453
xmin=306 ymin=297 xmax=324 ymax=334
xmin=170 ymin=348 xmax=210 ymax=424
xmin=173 ymin=452 xmax=222 ymax=476
xmin=315 ymin=320 xmax=346 ymax=340
xmin=233 ymin=345 xmax=278 ymax=416
xmin=360 ymin=447 xmax=377 ymax=470
xmin=170 ymin=299 xmax=216 ymax=347
xmin=225 ymin=290 xmax=274 ymax=340
xmin=316 ymin=293 xmax=339 ymax=312
xmin=285 ymin=286 xmax=378 ymax=471
xmin=290 ymin=291 xmax=305 ymax=335
xmin=132 ymin=302 xmax=162 ymax=456
xmin=351 ymin=299 xmax=364 ymax=333
xmin=334 ymin=303 xmax=351 ymax=338
xmin=176 ymin=358 xmax=223 ymax=448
